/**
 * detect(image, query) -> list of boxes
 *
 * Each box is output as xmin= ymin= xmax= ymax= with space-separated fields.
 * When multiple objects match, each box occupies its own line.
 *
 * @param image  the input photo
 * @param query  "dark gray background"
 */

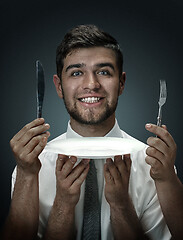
xmin=1 ymin=0 xmax=183 ymax=229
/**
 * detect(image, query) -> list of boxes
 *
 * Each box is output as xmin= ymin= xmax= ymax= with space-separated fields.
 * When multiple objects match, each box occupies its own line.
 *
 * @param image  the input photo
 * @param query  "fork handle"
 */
xmin=157 ymin=116 xmax=162 ymax=127
xmin=157 ymin=105 xmax=162 ymax=127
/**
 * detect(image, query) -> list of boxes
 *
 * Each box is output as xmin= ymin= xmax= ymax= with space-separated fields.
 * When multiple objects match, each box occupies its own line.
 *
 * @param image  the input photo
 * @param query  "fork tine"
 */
xmin=160 ymin=79 xmax=167 ymax=99
xmin=159 ymin=79 xmax=167 ymax=105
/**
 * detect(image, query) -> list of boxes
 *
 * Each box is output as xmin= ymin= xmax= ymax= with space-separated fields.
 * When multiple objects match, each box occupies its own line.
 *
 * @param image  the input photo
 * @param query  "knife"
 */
xmin=36 ymin=60 xmax=45 ymax=118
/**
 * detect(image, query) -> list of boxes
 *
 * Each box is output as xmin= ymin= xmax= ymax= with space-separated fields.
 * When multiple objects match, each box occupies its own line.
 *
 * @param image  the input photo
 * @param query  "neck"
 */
xmin=70 ymin=115 xmax=116 ymax=137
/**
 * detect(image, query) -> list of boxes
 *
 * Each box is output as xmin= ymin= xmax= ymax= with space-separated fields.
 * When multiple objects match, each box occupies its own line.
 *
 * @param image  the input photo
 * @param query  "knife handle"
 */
xmin=37 ymin=105 xmax=42 ymax=118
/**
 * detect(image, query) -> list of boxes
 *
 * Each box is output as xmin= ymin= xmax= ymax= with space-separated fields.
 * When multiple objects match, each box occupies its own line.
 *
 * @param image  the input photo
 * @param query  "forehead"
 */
xmin=63 ymin=47 xmax=117 ymax=70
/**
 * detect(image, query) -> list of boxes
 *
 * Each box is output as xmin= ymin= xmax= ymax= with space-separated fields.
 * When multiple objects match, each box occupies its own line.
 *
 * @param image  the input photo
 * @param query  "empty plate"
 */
xmin=44 ymin=137 xmax=146 ymax=159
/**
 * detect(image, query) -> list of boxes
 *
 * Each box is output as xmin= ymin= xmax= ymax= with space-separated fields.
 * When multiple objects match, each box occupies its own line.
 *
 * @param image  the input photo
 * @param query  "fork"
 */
xmin=157 ymin=79 xmax=167 ymax=127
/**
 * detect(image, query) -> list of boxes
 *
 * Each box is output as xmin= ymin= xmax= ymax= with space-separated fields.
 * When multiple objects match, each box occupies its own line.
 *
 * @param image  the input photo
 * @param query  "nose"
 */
xmin=82 ymin=72 xmax=101 ymax=90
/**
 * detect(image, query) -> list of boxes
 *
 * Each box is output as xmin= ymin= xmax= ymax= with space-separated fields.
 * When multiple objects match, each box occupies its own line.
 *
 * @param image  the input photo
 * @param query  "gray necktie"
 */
xmin=81 ymin=160 xmax=101 ymax=240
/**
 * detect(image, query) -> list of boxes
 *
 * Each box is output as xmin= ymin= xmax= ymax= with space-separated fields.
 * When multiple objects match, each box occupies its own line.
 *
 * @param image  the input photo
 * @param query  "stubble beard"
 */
xmin=62 ymin=95 xmax=118 ymax=125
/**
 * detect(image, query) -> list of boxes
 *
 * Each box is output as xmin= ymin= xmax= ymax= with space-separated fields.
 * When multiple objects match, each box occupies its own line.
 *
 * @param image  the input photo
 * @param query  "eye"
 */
xmin=98 ymin=70 xmax=111 ymax=76
xmin=71 ymin=71 xmax=82 ymax=77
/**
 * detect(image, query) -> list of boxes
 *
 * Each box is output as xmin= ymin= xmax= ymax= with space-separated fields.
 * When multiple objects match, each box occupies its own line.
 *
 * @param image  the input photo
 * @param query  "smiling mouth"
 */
xmin=79 ymin=97 xmax=103 ymax=103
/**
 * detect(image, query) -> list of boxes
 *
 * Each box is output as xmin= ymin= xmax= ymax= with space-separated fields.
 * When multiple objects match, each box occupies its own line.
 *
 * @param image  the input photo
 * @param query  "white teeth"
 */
xmin=80 ymin=97 xmax=100 ymax=103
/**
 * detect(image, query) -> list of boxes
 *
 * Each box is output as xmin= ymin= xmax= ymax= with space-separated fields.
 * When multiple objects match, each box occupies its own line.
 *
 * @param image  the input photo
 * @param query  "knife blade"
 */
xmin=36 ymin=60 xmax=45 ymax=118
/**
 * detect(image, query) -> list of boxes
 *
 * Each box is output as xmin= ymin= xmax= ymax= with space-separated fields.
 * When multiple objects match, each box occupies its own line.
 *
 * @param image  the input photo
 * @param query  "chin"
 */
xmin=65 ymin=100 xmax=118 ymax=125
xmin=70 ymin=110 xmax=115 ymax=125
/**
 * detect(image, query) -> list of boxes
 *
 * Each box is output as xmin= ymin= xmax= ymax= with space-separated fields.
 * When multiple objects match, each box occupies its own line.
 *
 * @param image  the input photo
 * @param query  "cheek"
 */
xmin=62 ymin=81 xmax=78 ymax=97
xmin=104 ymin=82 xmax=120 ymax=98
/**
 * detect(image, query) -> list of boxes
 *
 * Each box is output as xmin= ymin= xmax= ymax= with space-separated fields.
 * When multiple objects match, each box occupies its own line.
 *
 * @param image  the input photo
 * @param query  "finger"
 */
xmin=71 ymin=165 xmax=90 ymax=190
xmin=123 ymin=154 xmax=132 ymax=173
xmin=27 ymin=135 xmax=49 ymax=159
xmin=19 ymin=123 xmax=50 ymax=147
xmin=66 ymin=159 xmax=90 ymax=185
xmin=61 ymin=156 xmax=77 ymax=179
xmin=146 ymin=146 xmax=165 ymax=163
xmin=56 ymin=154 xmax=68 ymax=172
xmin=114 ymin=155 xmax=131 ymax=175
xmin=12 ymin=118 xmax=45 ymax=141
xmin=147 ymin=136 xmax=168 ymax=156
xmin=106 ymin=158 xmax=121 ymax=183
xmin=161 ymin=125 xmax=167 ymax=130
xmin=114 ymin=155 xmax=126 ymax=175
xmin=23 ymin=131 xmax=50 ymax=154
xmin=145 ymin=155 xmax=163 ymax=169
xmin=104 ymin=162 xmax=114 ymax=184
xmin=145 ymin=123 xmax=175 ymax=148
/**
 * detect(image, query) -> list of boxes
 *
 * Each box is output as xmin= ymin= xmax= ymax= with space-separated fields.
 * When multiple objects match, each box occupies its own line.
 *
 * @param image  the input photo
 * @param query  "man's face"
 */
xmin=56 ymin=47 xmax=125 ymax=125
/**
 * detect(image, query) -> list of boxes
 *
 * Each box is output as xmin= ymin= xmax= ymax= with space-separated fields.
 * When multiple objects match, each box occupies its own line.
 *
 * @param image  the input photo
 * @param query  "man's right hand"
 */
xmin=55 ymin=155 xmax=90 ymax=208
xmin=10 ymin=118 xmax=50 ymax=175
xmin=43 ymin=156 xmax=89 ymax=240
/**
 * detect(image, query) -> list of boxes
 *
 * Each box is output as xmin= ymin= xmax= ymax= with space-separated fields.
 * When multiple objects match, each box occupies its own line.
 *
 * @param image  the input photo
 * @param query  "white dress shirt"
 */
xmin=11 ymin=120 xmax=171 ymax=239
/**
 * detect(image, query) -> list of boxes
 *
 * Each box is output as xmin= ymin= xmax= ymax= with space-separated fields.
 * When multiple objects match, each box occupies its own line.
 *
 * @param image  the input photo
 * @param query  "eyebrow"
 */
xmin=65 ymin=62 xmax=115 ymax=72
xmin=65 ymin=63 xmax=86 ymax=72
xmin=95 ymin=63 xmax=115 ymax=71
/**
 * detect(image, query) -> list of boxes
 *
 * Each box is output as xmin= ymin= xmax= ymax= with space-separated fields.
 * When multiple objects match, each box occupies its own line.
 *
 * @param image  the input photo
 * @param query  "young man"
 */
xmin=2 ymin=25 xmax=179 ymax=240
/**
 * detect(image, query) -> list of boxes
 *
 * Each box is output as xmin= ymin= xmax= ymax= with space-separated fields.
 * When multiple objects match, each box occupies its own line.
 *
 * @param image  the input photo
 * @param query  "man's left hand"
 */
xmin=104 ymin=155 xmax=132 ymax=208
xmin=145 ymin=123 xmax=177 ymax=182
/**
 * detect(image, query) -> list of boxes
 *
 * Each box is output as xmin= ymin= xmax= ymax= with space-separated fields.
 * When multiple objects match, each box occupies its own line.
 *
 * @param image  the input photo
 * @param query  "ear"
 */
xmin=118 ymin=72 xmax=126 ymax=96
xmin=53 ymin=74 xmax=63 ymax=99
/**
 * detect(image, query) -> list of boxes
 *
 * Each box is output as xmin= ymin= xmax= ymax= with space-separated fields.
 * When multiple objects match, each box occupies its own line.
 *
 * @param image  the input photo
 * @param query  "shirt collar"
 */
xmin=66 ymin=119 xmax=123 ymax=139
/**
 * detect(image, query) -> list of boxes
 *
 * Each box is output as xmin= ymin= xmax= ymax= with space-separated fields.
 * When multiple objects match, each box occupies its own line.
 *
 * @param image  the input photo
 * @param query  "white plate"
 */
xmin=44 ymin=137 xmax=146 ymax=159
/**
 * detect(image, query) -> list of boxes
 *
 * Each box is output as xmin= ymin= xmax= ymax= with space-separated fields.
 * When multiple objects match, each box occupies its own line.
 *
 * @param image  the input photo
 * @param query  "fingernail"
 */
xmin=70 ymin=156 xmax=77 ymax=164
xmin=106 ymin=158 xmax=113 ymax=165
xmin=58 ymin=154 xmax=64 ymax=160
xmin=39 ymin=118 xmax=44 ymax=121
xmin=146 ymin=123 xmax=151 ymax=128
xmin=114 ymin=155 xmax=121 ymax=162
xmin=82 ymin=159 xmax=90 ymax=165
xmin=45 ymin=123 xmax=50 ymax=128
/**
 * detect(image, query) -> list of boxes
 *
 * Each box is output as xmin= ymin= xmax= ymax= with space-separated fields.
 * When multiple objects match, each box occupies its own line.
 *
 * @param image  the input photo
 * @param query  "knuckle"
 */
xmin=11 ymin=144 xmax=18 ymax=154
xmin=72 ymin=171 xmax=78 ymax=179
xmin=153 ymin=138 xmax=160 ymax=147
xmin=32 ymin=146 xmax=42 ymax=158
xmin=9 ymin=138 xmax=15 ymax=148
xmin=19 ymin=152 xmax=25 ymax=161
xmin=27 ymin=128 xmax=35 ymax=138
xmin=147 ymin=137 xmax=160 ymax=147
xmin=152 ymin=160 xmax=158 ymax=168
xmin=146 ymin=147 xmax=150 ymax=155
xmin=34 ymin=118 xmax=39 ymax=124
xmin=146 ymin=147 xmax=155 ymax=156
xmin=150 ymin=147 xmax=156 ymax=156
xmin=162 ymin=129 xmax=169 ymax=138
xmin=31 ymin=137 xmax=38 ymax=145
xmin=23 ymin=124 xmax=29 ymax=132
xmin=39 ymin=139 xmax=46 ymax=148
xmin=147 ymin=137 xmax=153 ymax=145
xmin=76 ymin=179 xmax=82 ymax=186
xmin=145 ymin=155 xmax=151 ymax=164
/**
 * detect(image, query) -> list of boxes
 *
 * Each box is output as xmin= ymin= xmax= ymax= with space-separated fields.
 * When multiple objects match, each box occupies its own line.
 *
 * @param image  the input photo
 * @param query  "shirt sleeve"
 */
xmin=140 ymin=192 xmax=171 ymax=240
xmin=129 ymin=150 xmax=171 ymax=240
